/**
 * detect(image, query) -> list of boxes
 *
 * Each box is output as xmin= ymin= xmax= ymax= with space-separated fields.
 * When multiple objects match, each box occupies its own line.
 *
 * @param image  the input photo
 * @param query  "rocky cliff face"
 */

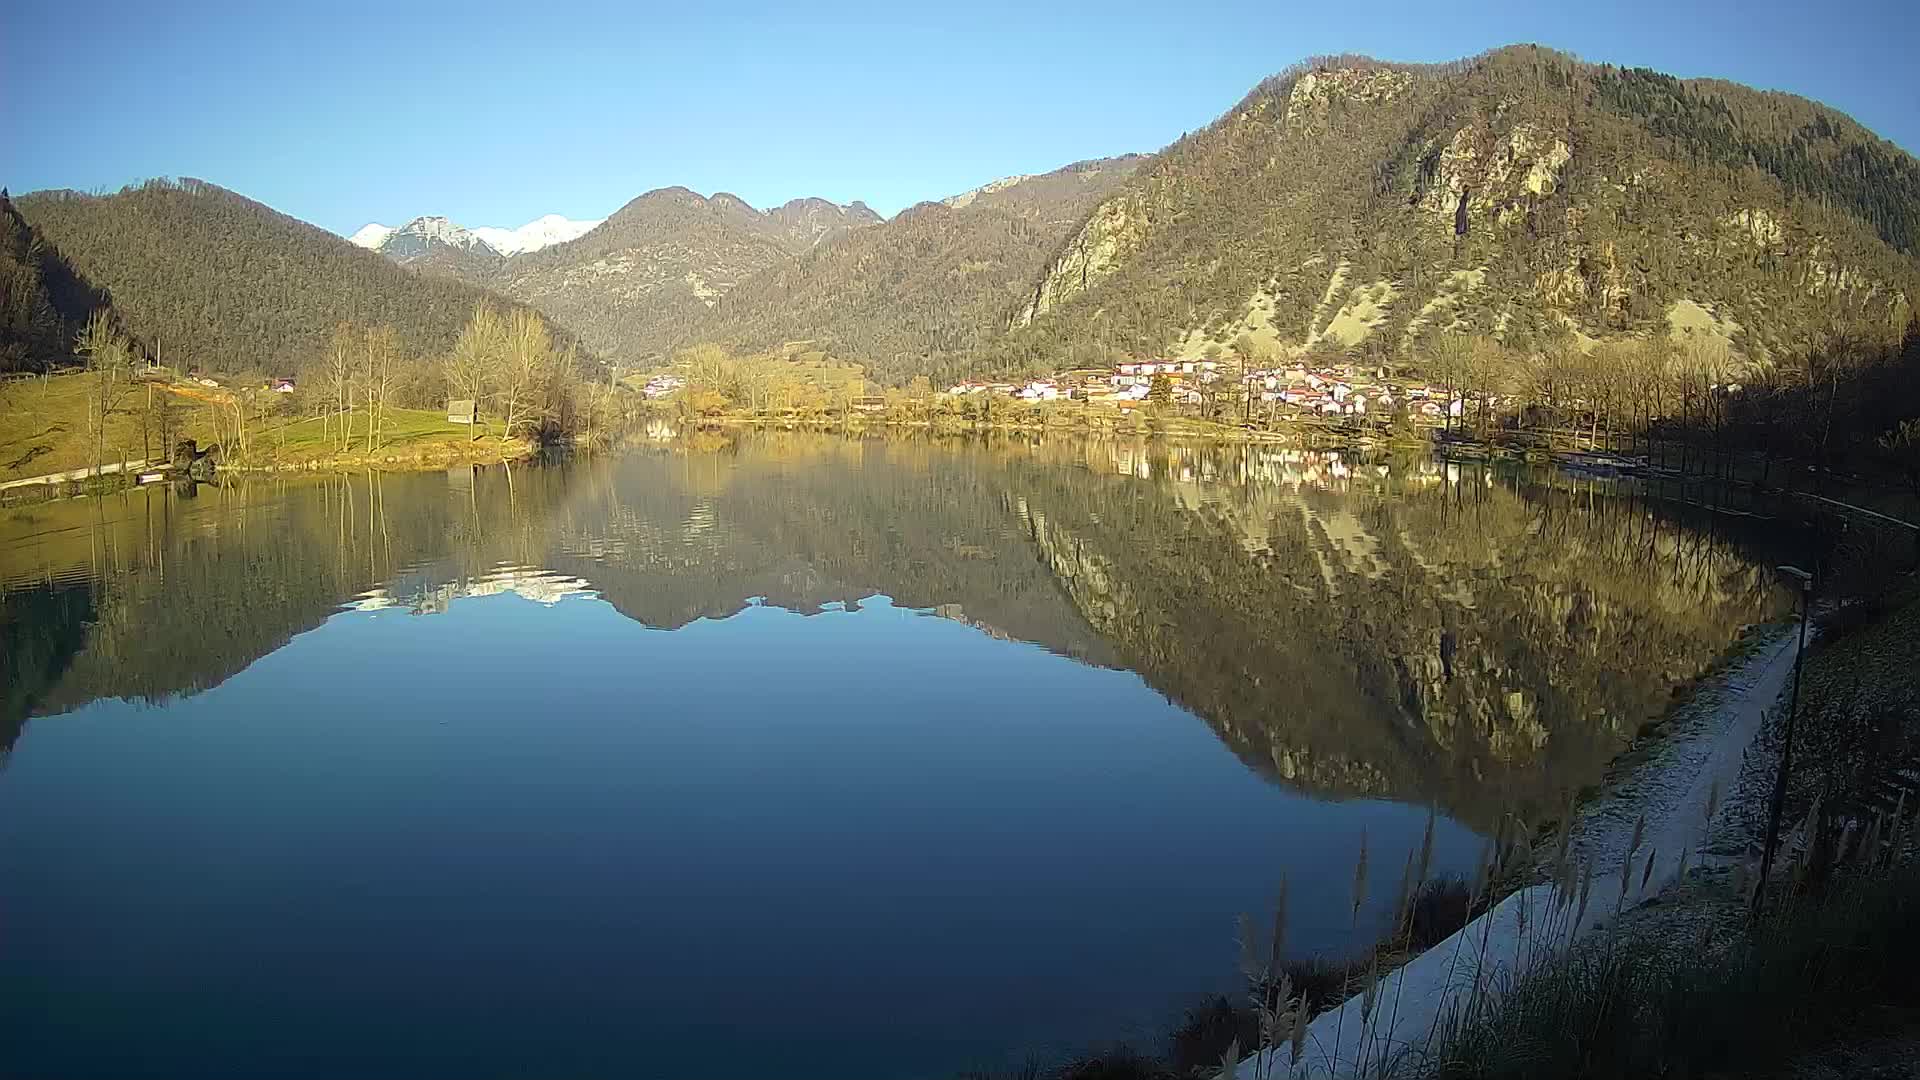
xmin=1015 ymin=192 xmax=1148 ymax=326
xmin=1412 ymin=122 xmax=1574 ymax=229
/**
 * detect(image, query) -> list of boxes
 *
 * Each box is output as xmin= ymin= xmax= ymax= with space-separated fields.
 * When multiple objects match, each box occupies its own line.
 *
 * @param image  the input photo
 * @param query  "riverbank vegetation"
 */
xmin=638 ymin=315 xmax=1920 ymax=502
xmin=1427 ymin=592 xmax=1920 ymax=1080
xmin=1429 ymin=845 xmax=1920 ymax=1079
xmin=1 ymin=298 xmax=629 ymax=493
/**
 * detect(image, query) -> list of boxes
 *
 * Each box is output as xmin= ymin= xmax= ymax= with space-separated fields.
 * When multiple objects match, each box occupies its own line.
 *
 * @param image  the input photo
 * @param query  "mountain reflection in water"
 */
xmin=0 ymin=431 xmax=1790 ymax=1079
xmin=2 ymin=431 xmax=1788 ymax=825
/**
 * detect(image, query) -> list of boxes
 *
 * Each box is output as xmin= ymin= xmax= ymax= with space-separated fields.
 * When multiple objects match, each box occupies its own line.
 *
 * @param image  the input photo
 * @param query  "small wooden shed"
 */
xmin=447 ymin=399 xmax=477 ymax=425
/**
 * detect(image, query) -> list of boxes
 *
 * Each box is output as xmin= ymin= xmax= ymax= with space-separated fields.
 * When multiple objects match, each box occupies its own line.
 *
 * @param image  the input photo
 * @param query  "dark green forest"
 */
xmin=1591 ymin=66 xmax=1920 ymax=254
xmin=13 ymin=179 xmax=582 ymax=378
xmin=0 ymin=190 xmax=113 ymax=373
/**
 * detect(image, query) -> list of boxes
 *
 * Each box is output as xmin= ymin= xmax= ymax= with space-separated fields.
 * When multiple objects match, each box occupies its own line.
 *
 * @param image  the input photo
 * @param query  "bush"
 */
xmin=1166 ymin=996 xmax=1256 ymax=1076
xmin=1407 ymin=875 xmax=1476 ymax=951
xmin=1276 ymin=955 xmax=1359 ymax=1016
xmin=1052 ymin=1048 xmax=1170 ymax=1080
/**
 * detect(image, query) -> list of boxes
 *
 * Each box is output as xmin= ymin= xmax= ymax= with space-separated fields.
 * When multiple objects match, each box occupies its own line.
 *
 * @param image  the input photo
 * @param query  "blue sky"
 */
xmin=5 ymin=0 xmax=1916 ymax=236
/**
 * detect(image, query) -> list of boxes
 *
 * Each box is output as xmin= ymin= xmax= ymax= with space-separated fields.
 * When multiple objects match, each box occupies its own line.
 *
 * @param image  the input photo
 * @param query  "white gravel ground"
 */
xmin=1225 ymin=625 xmax=1805 ymax=1080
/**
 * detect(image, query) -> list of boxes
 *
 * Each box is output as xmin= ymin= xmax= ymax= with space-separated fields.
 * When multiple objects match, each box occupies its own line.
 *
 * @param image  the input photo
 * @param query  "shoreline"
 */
xmin=1227 ymin=622 xmax=1806 ymax=1079
xmin=0 ymin=438 xmax=535 ymax=505
xmin=685 ymin=412 xmax=1440 ymax=449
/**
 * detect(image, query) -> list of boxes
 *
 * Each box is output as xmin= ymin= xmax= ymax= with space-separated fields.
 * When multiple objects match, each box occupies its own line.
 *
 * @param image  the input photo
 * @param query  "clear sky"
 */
xmin=5 ymin=0 xmax=1916 ymax=236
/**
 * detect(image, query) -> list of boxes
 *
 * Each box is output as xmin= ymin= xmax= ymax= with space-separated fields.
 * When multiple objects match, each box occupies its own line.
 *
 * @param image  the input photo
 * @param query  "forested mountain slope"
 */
xmin=991 ymin=47 xmax=1920 ymax=374
xmin=680 ymin=157 xmax=1143 ymax=384
xmin=487 ymin=188 xmax=880 ymax=365
xmin=0 ymin=190 xmax=113 ymax=373
xmin=14 ymin=179 xmax=573 ymax=375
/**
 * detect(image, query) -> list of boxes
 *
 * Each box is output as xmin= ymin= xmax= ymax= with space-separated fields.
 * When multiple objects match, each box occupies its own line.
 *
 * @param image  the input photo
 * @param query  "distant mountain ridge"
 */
xmin=349 ymin=213 xmax=604 ymax=260
xmin=474 ymin=188 xmax=883 ymax=364
xmin=455 ymin=48 xmax=1920 ymax=385
xmin=680 ymin=156 xmax=1146 ymax=382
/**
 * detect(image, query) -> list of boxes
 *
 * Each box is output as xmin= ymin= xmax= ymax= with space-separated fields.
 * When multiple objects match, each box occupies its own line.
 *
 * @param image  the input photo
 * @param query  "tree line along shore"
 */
xmin=6 ymin=301 xmax=1919 ymax=529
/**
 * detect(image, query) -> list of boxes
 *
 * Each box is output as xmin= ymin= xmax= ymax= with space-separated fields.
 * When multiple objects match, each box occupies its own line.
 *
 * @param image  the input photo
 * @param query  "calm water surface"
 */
xmin=0 ymin=432 xmax=1788 ymax=1079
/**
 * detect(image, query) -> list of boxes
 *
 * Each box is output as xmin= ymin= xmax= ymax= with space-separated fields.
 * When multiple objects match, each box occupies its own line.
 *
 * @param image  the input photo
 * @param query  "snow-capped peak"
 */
xmin=347 ymin=213 xmax=602 ymax=258
xmin=349 ymin=223 xmax=396 ymax=250
xmin=393 ymin=216 xmax=497 ymax=255
xmin=471 ymin=214 xmax=604 ymax=256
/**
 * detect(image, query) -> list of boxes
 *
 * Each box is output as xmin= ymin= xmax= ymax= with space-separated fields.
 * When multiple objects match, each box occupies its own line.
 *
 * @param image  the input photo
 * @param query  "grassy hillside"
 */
xmin=1 ymin=374 xmax=208 ymax=481
xmin=14 ymin=179 xmax=576 ymax=377
xmin=995 ymin=47 xmax=1920 ymax=374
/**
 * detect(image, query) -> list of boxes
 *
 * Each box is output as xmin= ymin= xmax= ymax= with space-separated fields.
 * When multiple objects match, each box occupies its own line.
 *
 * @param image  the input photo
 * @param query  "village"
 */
xmin=942 ymin=357 xmax=1468 ymax=423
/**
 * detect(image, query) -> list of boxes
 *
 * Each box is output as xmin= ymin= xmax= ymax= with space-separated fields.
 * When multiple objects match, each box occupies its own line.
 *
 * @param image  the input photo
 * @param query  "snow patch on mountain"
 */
xmin=472 ymin=214 xmax=604 ymax=256
xmin=349 ymin=223 xmax=396 ymax=250
xmin=349 ymin=214 xmax=601 ymax=257
xmin=391 ymin=216 xmax=499 ymax=256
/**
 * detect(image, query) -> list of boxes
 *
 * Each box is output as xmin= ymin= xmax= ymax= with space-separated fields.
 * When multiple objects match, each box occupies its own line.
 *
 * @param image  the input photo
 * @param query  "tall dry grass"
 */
xmin=1428 ymin=799 xmax=1920 ymax=1080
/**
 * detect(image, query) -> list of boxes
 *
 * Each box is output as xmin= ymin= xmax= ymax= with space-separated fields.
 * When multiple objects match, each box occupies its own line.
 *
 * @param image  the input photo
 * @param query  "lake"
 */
xmin=0 ymin=431 xmax=1789 ymax=1079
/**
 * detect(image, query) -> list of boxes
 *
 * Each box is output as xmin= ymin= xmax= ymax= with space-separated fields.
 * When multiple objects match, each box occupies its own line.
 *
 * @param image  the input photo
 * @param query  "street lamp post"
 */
xmin=1754 ymin=563 xmax=1814 ymax=917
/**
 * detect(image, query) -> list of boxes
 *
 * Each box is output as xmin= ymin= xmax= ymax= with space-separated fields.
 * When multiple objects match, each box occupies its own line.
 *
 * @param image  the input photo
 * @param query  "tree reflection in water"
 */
xmin=0 ymin=431 xmax=1788 ymax=828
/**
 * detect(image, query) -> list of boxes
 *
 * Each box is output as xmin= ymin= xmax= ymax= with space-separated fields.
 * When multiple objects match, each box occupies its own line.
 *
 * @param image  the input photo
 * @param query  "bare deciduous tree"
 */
xmin=324 ymin=321 xmax=357 ymax=452
xmin=76 ymin=308 xmax=133 ymax=477
xmin=497 ymin=309 xmax=553 ymax=440
xmin=363 ymin=324 xmax=399 ymax=453
xmin=445 ymin=304 xmax=504 ymax=442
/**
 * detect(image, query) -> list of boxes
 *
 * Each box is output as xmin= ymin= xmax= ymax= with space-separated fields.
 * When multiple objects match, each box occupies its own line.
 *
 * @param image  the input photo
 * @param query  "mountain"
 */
xmin=992 ymin=48 xmax=1920 ymax=375
xmin=25 ymin=46 xmax=1916 ymax=389
xmin=0 ymin=189 xmax=114 ymax=373
xmin=348 ymin=214 xmax=507 ymax=279
xmin=764 ymin=198 xmax=883 ymax=249
xmin=937 ymin=160 xmax=1148 ymax=229
xmin=375 ymin=215 xmax=501 ymax=261
xmin=347 ymin=213 xmax=604 ymax=278
xmin=14 ymin=179 xmax=587 ymax=376
xmin=678 ymin=157 xmax=1145 ymax=382
xmin=471 ymin=214 xmax=604 ymax=256
xmin=487 ymin=188 xmax=880 ymax=364
xmin=348 ymin=222 xmax=396 ymax=249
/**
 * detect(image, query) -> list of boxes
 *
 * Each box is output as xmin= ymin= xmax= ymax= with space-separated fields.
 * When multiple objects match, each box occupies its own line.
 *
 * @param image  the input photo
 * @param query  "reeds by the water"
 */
xmin=1426 ymin=780 xmax=1920 ymax=1080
